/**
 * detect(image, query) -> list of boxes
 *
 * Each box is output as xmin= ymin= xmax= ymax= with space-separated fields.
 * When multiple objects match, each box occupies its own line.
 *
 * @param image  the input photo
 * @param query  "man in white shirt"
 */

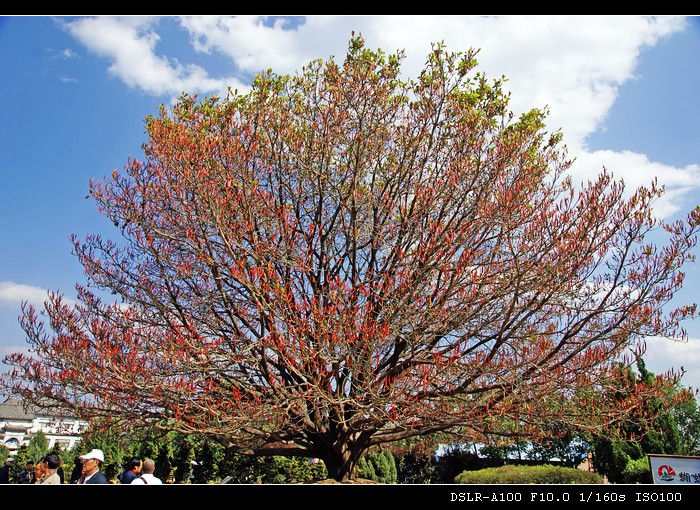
xmin=131 ymin=458 xmax=163 ymax=484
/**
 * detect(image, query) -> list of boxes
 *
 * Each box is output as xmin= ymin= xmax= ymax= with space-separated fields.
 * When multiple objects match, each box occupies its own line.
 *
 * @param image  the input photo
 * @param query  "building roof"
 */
xmin=0 ymin=397 xmax=36 ymax=421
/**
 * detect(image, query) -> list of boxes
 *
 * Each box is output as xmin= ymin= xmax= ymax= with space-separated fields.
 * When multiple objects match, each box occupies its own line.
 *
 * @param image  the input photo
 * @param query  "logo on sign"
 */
xmin=657 ymin=464 xmax=676 ymax=481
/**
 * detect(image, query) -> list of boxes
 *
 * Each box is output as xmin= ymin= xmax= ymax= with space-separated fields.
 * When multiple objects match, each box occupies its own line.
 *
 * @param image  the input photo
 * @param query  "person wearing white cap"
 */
xmin=76 ymin=449 xmax=108 ymax=484
xmin=0 ymin=457 xmax=14 ymax=484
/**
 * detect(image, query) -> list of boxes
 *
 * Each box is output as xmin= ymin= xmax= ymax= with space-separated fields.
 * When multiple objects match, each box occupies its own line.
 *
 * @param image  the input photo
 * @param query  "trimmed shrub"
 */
xmin=453 ymin=464 xmax=604 ymax=484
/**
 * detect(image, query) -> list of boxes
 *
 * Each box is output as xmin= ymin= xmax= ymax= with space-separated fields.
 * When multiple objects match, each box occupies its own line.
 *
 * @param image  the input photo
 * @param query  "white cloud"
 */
xmin=0 ymin=281 xmax=52 ymax=308
xmin=0 ymin=344 xmax=30 ymax=359
xmin=0 ymin=281 xmax=77 ymax=310
xmin=572 ymin=150 xmax=700 ymax=219
xmin=63 ymin=16 xmax=245 ymax=99
xmin=643 ymin=336 xmax=700 ymax=393
xmin=179 ymin=15 xmax=314 ymax=74
xmin=62 ymin=16 xmax=685 ymax=120
xmin=0 ymin=283 xmax=48 ymax=361
xmin=60 ymin=48 xmax=77 ymax=59
xmin=47 ymin=47 xmax=79 ymax=60
xmin=60 ymin=16 xmax=697 ymax=222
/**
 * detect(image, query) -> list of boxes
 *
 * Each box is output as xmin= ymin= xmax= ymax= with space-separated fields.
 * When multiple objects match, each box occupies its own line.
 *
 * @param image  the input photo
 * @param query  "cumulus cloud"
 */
xmin=63 ymin=16 xmax=245 ymax=99
xmin=643 ymin=336 xmax=700 ymax=392
xmin=0 ymin=281 xmax=76 ymax=310
xmin=572 ymin=150 xmax=700 ymax=218
xmin=179 ymin=15 xmax=314 ymax=75
xmin=0 ymin=281 xmax=52 ymax=308
xmin=59 ymin=15 xmax=697 ymax=223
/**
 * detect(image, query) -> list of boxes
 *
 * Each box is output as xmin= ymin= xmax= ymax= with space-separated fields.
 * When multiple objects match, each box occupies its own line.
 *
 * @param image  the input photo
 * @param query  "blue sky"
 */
xmin=1 ymin=15 xmax=699 ymax=392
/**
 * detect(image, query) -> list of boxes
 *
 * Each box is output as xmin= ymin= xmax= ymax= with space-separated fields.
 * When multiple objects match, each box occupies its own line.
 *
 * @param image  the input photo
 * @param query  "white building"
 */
xmin=0 ymin=397 xmax=87 ymax=453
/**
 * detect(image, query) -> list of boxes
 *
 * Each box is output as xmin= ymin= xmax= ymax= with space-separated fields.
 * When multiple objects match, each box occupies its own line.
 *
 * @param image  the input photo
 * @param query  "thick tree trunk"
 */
xmin=320 ymin=446 xmax=362 ymax=482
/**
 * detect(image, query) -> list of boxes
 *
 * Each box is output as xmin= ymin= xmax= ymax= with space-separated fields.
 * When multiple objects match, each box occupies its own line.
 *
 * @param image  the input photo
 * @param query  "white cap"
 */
xmin=6 ymin=457 xmax=14 ymax=463
xmin=79 ymin=449 xmax=104 ymax=462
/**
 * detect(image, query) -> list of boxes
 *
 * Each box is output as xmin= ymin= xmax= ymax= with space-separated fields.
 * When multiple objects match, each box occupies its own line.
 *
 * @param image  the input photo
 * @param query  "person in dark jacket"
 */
xmin=0 ymin=457 xmax=14 ymax=483
xmin=76 ymin=449 xmax=109 ymax=484
xmin=120 ymin=457 xmax=143 ymax=484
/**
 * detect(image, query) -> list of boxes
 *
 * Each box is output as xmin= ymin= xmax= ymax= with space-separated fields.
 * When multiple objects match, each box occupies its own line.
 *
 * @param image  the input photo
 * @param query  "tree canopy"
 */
xmin=2 ymin=35 xmax=699 ymax=481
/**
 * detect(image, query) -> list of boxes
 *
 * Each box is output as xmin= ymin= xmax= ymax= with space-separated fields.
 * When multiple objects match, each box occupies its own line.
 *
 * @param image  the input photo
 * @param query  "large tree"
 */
xmin=2 ymin=35 xmax=699 ymax=482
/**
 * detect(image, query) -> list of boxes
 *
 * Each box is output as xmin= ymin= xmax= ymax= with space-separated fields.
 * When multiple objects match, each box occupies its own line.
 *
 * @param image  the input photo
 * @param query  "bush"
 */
xmin=357 ymin=449 xmax=397 ymax=483
xmin=621 ymin=457 xmax=652 ymax=484
xmin=453 ymin=464 xmax=604 ymax=484
xmin=218 ymin=453 xmax=327 ymax=483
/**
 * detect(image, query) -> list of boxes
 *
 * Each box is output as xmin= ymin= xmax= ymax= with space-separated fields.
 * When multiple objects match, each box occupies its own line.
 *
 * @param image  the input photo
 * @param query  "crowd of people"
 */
xmin=1 ymin=449 xmax=163 ymax=484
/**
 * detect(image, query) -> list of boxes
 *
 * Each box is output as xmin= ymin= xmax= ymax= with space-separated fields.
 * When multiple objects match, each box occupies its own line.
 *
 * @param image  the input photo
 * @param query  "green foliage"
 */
xmin=434 ymin=444 xmax=482 ymax=483
xmin=526 ymin=427 xmax=590 ymax=467
xmin=357 ymin=456 xmax=376 ymax=480
xmin=479 ymin=442 xmax=523 ymax=461
xmin=154 ymin=447 xmax=173 ymax=483
xmin=172 ymin=436 xmax=196 ymax=483
xmin=453 ymin=464 xmax=604 ymax=484
xmin=356 ymin=449 xmax=397 ymax=483
xmin=590 ymin=437 xmax=638 ymax=484
xmin=391 ymin=442 xmax=439 ymax=483
xmin=191 ymin=439 xmax=218 ymax=483
xmin=28 ymin=430 xmax=48 ymax=461
xmin=377 ymin=451 xmax=397 ymax=483
xmin=218 ymin=451 xmax=327 ymax=484
xmin=672 ymin=392 xmax=700 ymax=455
xmin=153 ymin=430 xmax=183 ymax=483
xmin=589 ymin=358 xmax=700 ymax=483
xmin=10 ymin=444 xmax=31 ymax=481
xmin=621 ymin=457 xmax=652 ymax=484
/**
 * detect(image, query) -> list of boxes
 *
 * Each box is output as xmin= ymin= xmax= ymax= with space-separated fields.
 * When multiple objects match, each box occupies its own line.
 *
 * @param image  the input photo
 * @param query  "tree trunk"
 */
xmin=319 ymin=445 xmax=362 ymax=482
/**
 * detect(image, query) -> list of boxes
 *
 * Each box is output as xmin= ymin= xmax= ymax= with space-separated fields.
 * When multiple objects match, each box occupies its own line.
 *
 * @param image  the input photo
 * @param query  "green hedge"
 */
xmin=453 ymin=464 xmax=604 ymax=484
